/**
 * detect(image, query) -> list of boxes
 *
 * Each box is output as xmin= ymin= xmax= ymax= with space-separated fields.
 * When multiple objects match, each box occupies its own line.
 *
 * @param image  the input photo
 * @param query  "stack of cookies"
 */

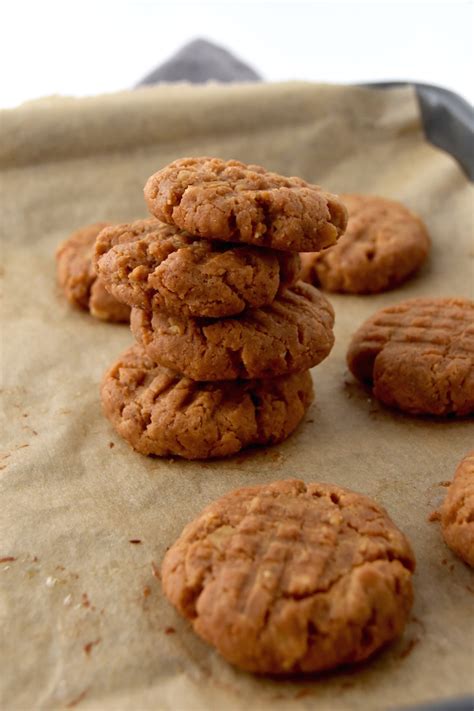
xmin=96 ymin=157 xmax=348 ymax=459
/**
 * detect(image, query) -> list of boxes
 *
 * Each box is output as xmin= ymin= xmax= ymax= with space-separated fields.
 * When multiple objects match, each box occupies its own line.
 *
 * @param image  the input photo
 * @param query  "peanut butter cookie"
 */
xmin=94 ymin=218 xmax=300 ymax=318
xmin=101 ymin=346 xmax=313 ymax=459
xmin=162 ymin=479 xmax=415 ymax=674
xmin=131 ymin=282 xmax=335 ymax=381
xmin=144 ymin=157 xmax=347 ymax=252
xmin=347 ymin=297 xmax=474 ymax=416
xmin=300 ymin=194 xmax=430 ymax=293
xmin=56 ymin=222 xmax=130 ymax=322
xmin=441 ymin=451 xmax=474 ymax=567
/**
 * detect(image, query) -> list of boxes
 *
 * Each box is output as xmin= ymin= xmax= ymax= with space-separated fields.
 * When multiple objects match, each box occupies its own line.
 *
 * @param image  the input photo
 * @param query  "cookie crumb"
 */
xmin=164 ymin=627 xmax=176 ymax=635
xmin=108 ymin=441 xmax=115 ymax=449
xmin=83 ymin=639 xmax=101 ymax=656
xmin=428 ymin=510 xmax=441 ymax=522
xmin=129 ymin=539 xmax=142 ymax=544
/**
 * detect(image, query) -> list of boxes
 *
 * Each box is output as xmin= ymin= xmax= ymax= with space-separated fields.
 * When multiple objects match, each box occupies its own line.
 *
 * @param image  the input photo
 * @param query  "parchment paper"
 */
xmin=1 ymin=82 xmax=473 ymax=711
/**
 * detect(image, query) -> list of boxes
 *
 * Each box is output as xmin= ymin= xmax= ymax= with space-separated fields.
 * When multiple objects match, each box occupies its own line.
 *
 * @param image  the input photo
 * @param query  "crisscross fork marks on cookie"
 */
xmin=162 ymin=479 xmax=415 ymax=674
xmin=131 ymin=282 xmax=335 ymax=381
xmin=347 ymin=298 xmax=474 ymax=416
xmin=101 ymin=346 xmax=313 ymax=460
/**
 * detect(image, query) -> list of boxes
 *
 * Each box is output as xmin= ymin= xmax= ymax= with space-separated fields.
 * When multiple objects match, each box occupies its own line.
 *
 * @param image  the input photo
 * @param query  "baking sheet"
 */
xmin=1 ymin=81 xmax=473 ymax=711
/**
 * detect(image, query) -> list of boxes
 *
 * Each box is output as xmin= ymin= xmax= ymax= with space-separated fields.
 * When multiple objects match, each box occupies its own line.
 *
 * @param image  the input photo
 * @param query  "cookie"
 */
xmin=347 ymin=298 xmax=474 ymax=416
xmin=161 ymin=479 xmax=415 ymax=674
xmin=300 ymin=194 xmax=430 ymax=293
xmin=131 ymin=282 xmax=335 ymax=381
xmin=94 ymin=218 xmax=300 ymax=319
xmin=144 ymin=157 xmax=347 ymax=252
xmin=440 ymin=451 xmax=474 ymax=567
xmin=100 ymin=345 xmax=313 ymax=459
xmin=56 ymin=222 xmax=130 ymax=323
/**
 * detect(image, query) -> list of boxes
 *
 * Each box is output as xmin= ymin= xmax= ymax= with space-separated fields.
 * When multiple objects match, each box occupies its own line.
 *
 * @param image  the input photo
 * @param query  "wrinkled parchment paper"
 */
xmin=1 ymin=82 xmax=473 ymax=711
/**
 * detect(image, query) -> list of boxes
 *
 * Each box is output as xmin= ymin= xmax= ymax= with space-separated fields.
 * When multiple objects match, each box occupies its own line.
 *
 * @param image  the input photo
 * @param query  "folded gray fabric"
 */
xmin=137 ymin=38 xmax=260 ymax=85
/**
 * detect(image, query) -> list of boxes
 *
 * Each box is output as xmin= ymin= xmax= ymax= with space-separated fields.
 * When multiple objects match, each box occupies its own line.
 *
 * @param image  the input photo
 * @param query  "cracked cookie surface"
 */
xmin=161 ymin=478 xmax=415 ymax=673
xmin=131 ymin=282 xmax=335 ymax=380
xmin=100 ymin=345 xmax=313 ymax=459
xmin=347 ymin=297 xmax=474 ymax=416
xmin=94 ymin=218 xmax=300 ymax=318
xmin=300 ymin=194 xmax=430 ymax=294
xmin=56 ymin=222 xmax=130 ymax=322
xmin=144 ymin=157 xmax=347 ymax=252
xmin=441 ymin=450 xmax=474 ymax=567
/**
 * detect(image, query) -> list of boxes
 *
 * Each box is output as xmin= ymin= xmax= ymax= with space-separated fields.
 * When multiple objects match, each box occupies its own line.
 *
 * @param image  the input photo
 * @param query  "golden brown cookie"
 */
xmin=347 ymin=297 xmax=474 ymax=416
xmin=161 ymin=479 xmax=415 ymax=674
xmin=300 ymin=194 xmax=430 ymax=294
xmin=94 ymin=218 xmax=300 ymax=318
xmin=100 ymin=345 xmax=313 ymax=459
xmin=144 ymin=157 xmax=347 ymax=252
xmin=440 ymin=451 xmax=474 ymax=567
xmin=56 ymin=222 xmax=130 ymax=323
xmin=131 ymin=282 xmax=335 ymax=381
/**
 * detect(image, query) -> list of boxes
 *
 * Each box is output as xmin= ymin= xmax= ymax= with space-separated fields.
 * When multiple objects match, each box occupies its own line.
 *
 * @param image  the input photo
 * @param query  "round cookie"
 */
xmin=441 ymin=451 xmax=474 ymax=567
xmin=131 ymin=282 xmax=335 ymax=381
xmin=300 ymin=194 xmax=430 ymax=294
xmin=56 ymin=222 xmax=130 ymax=323
xmin=144 ymin=157 xmax=348 ymax=252
xmin=94 ymin=218 xmax=301 ymax=319
xmin=101 ymin=345 xmax=314 ymax=460
xmin=161 ymin=479 xmax=415 ymax=674
xmin=347 ymin=297 xmax=474 ymax=416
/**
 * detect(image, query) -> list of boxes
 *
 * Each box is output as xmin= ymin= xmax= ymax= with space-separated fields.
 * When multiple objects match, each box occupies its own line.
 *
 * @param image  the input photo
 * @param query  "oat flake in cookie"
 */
xmin=100 ymin=345 xmax=314 ymax=460
xmin=300 ymin=194 xmax=430 ymax=294
xmin=56 ymin=222 xmax=130 ymax=323
xmin=347 ymin=297 xmax=474 ymax=416
xmin=144 ymin=157 xmax=348 ymax=252
xmin=161 ymin=479 xmax=415 ymax=674
xmin=94 ymin=218 xmax=301 ymax=319
xmin=441 ymin=451 xmax=474 ymax=567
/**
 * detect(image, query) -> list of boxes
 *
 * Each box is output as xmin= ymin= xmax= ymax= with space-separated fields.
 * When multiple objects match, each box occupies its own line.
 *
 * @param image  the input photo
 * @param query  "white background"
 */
xmin=2 ymin=0 xmax=473 ymax=109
